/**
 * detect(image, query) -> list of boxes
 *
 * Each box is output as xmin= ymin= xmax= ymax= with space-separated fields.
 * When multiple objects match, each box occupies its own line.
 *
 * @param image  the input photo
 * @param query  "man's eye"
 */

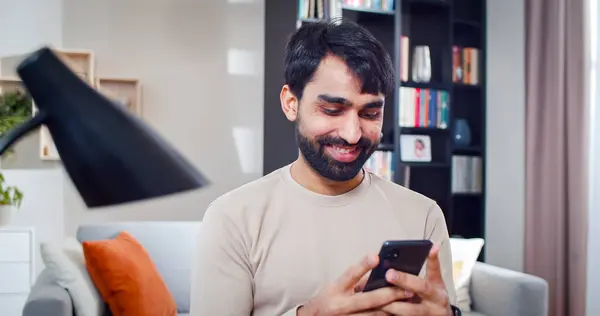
xmin=362 ymin=112 xmax=380 ymax=119
xmin=323 ymin=108 xmax=342 ymax=115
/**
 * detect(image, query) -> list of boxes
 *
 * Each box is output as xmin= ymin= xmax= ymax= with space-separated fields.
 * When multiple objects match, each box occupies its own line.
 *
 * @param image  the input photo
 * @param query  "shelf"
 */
xmin=453 ymin=145 xmax=481 ymax=155
xmin=96 ymin=77 xmax=143 ymax=116
xmin=401 ymin=127 xmax=450 ymax=134
xmin=405 ymin=0 xmax=450 ymax=6
xmin=453 ymin=192 xmax=482 ymax=197
xmin=453 ymin=83 xmax=481 ymax=90
xmin=401 ymin=162 xmax=450 ymax=168
xmin=401 ymin=81 xmax=450 ymax=91
xmin=454 ymin=19 xmax=481 ymax=28
xmin=54 ymin=49 xmax=95 ymax=86
xmin=341 ymin=5 xmax=395 ymax=15
xmin=0 ymin=77 xmax=23 ymax=94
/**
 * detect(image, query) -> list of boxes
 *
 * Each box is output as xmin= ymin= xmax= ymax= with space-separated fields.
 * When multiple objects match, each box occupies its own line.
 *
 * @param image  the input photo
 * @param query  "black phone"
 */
xmin=362 ymin=240 xmax=433 ymax=292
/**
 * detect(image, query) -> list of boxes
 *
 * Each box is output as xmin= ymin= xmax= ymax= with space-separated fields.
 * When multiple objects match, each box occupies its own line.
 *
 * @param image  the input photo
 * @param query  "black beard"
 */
xmin=295 ymin=124 xmax=378 ymax=182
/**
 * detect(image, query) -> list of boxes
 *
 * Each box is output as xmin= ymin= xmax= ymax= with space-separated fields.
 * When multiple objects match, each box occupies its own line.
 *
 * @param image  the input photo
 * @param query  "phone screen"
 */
xmin=362 ymin=240 xmax=433 ymax=292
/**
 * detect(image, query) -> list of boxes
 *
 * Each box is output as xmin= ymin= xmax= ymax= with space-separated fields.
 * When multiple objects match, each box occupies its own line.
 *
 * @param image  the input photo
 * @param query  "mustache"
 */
xmin=316 ymin=135 xmax=373 ymax=148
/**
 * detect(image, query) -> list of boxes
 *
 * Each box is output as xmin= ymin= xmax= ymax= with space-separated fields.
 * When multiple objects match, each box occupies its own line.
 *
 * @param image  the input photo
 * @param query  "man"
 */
xmin=191 ymin=19 xmax=458 ymax=316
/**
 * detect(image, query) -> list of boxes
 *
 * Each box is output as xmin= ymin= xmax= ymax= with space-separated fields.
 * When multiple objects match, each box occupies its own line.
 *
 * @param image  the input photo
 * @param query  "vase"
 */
xmin=0 ymin=205 xmax=14 ymax=226
xmin=412 ymin=46 xmax=432 ymax=83
xmin=453 ymin=119 xmax=472 ymax=146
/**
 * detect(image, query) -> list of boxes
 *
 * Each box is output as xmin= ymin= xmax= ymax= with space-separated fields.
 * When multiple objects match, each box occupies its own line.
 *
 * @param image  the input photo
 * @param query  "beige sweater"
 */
xmin=190 ymin=164 xmax=456 ymax=316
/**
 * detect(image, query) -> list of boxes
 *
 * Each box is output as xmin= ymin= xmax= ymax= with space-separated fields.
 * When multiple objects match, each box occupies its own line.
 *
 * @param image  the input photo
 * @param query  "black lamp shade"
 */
xmin=0 ymin=46 xmax=209 ymax=208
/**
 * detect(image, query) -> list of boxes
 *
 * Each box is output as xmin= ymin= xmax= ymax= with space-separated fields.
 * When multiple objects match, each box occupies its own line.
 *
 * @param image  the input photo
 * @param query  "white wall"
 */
xmin=0 ymin=0 xmax=63 ymax=57
xmin=0 ymin=0 xmax=65 ymax=277
xmin=60 ymin=0 xmax=265 ymax=235
xmin=486 ymin=0 xmax=526 ymax=272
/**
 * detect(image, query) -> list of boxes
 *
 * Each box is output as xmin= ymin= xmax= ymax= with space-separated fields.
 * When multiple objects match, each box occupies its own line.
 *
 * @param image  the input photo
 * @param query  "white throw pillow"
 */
xmin=40 ymin=237 xmax=105 ymax=316
xmin=449 ymin=237 xmax=484 ymax=312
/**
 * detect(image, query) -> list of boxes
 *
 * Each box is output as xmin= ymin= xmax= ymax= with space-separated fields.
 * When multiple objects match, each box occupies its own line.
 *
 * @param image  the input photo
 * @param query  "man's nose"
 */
xmin=338 ymin=116 xmax=362 ymax=145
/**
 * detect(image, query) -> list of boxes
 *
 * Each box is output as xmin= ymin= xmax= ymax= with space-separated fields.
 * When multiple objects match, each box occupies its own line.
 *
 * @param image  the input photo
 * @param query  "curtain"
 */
xmin=524 ymin=0 xmax=589 ymax=315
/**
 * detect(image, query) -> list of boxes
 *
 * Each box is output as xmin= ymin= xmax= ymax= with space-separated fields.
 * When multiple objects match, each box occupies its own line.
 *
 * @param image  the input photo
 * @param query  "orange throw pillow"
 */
xmin=82 ymin=231 xmax=177 ymax=316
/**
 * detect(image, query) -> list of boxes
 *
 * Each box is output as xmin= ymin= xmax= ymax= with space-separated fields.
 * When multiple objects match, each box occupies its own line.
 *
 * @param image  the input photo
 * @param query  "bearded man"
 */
xmin=190 ymin=19 xmax=459 ymax=316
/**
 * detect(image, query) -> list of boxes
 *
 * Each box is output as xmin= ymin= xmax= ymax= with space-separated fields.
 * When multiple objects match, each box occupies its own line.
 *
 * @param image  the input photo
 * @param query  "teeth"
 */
xmin=332 ymin=146 xmax=353 ymax=153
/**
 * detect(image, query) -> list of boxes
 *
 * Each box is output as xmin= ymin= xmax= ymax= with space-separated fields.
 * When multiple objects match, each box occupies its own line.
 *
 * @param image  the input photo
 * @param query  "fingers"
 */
xmin=350 ymin=310 xmax=390 ymax=316
xmin=380 ymin=300 xmax=450 ymax=316
xmin=341 ymin=286 xmax=413 ymax=313
xmin=354 ymin=272 xmax=371 ymax=293
xmin=384 ymin=269 xmax=447 ymax=304
xmin=425 ymin=243 xmax=444 ymax=284
xmin=336 ymin=254 xmax=379 ymax=291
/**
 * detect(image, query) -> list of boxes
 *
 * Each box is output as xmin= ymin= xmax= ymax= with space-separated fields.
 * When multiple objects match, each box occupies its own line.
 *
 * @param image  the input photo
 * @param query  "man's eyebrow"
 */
xmin=317 ymin=94 xmax=384 ymax=109
xmin=363 ymin=101 xmax=384 ymax=109
xmin=317 ymin=94 xmax=352 ymax=106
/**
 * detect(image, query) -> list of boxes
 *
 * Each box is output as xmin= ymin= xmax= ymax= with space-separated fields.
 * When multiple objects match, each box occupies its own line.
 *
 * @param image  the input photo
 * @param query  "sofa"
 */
xmin=22 ymin=222 xmax=548 ymax=316
xmin=23 ymin=222 xmax=201 ymax=316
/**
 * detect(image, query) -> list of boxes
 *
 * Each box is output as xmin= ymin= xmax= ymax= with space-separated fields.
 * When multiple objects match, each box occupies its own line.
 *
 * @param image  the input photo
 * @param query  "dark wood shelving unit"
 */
xmin=264 ymin=0 xmax=487 ymax=260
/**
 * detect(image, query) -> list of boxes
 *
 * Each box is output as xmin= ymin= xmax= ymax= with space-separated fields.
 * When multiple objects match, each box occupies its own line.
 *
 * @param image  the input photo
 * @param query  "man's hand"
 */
xmin=378 ymin=244 xmax=453 ymax=316
xmin=298 ymin=254 xmax=412 ymax=316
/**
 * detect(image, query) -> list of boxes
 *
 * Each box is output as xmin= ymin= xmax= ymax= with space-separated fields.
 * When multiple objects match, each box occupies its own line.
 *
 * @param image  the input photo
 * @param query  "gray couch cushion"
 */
xmin=76 ymin=221 xmax=201 ymax=313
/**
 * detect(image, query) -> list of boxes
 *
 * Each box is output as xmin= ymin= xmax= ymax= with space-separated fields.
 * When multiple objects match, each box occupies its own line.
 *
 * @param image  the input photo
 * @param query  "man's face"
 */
xmin=281 ymin=55 xmax=385 ymax=181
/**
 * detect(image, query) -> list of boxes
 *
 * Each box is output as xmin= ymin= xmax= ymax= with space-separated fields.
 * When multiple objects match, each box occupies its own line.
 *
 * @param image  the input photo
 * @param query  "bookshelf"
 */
xmin=264 ymin=0 xmax=486 ymax=260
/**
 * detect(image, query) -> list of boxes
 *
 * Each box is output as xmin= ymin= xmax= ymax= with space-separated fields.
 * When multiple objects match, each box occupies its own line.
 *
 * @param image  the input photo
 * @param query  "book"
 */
xmin=452 ymin=46 xmax=479 ymax=85
xmin=451 ymin=155 xmax=482 ymax=193
xmin=399 ymin=87 xmax=449 ymax=129
xmin=365 ymin=150 xmax=395 ymax=181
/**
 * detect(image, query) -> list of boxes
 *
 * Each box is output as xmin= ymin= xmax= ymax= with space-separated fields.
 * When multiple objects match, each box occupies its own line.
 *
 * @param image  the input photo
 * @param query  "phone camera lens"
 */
xmin=387 ymin=252 xmax=399 ymax=259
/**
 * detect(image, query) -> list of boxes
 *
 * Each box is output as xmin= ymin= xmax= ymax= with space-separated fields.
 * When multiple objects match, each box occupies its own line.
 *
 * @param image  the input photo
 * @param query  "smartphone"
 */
xmin=362 ymin=239 xmax=433 ymax=292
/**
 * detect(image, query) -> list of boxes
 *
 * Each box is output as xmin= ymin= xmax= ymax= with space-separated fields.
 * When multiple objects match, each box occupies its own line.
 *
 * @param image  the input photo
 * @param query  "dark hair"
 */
xmin=284 ymin=18 xmax=395 ymax=101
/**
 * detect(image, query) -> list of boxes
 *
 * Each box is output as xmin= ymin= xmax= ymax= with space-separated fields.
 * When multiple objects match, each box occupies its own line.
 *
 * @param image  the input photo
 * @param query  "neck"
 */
xmin=290 ymin=155 xmax=364 ymax=196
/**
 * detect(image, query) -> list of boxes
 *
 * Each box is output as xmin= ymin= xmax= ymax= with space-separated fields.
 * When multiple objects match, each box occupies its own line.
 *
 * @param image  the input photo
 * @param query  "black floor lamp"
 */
xmin=0 ymin=46 xmax=209 ymax=208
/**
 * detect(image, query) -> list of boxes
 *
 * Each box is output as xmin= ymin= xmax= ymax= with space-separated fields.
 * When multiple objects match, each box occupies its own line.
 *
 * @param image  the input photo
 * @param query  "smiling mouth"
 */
xmin=324 ymin=144 xmax=361 ymax=163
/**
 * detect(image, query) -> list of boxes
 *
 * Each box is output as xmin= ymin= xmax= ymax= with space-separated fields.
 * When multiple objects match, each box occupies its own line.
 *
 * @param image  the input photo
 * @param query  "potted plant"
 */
xmin=0 ymin=172 xmax=23 ymax=226
xmin=0 ymin=89 xmax=29 ymax=225
xmin=0 ymin=90 xmax=33 ymax=156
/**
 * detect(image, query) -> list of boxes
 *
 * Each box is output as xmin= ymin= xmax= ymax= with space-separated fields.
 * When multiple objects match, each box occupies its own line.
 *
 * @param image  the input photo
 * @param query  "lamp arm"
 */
xmin=0 ymin=112 xmax=48 ymax=156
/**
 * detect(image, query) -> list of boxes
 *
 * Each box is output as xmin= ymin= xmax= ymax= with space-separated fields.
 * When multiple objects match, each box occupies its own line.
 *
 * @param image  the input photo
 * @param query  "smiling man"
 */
xmin=191 ymin=20 xmax=458 ymax=316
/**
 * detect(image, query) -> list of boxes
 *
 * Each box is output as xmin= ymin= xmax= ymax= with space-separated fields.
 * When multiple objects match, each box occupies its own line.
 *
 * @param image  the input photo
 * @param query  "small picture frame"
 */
xmin=400 ymin=134 xmax=432 ymax=162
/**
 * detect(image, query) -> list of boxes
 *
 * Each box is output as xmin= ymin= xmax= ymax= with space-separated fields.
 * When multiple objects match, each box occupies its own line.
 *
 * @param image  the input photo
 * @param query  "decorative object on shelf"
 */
xmin=400 ymin=134 xmax=432 ymax=162
xmin=0 ymin=172 xmax=23 ymax=226
xmin=96 ymin=78 xmax=142 ymax=116
xmin=453 ymin=118 xmax=472 ymax=146
xmin=412 ymin=45 xmax=432 ymax=83
xmin=0 ymin=90 xmax=33 ymax=156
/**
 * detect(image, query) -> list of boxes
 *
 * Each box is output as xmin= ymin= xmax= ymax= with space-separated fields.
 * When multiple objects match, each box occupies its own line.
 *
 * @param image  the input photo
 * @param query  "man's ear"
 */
xmin=280 ymin=85 xmax=298 ymax=122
